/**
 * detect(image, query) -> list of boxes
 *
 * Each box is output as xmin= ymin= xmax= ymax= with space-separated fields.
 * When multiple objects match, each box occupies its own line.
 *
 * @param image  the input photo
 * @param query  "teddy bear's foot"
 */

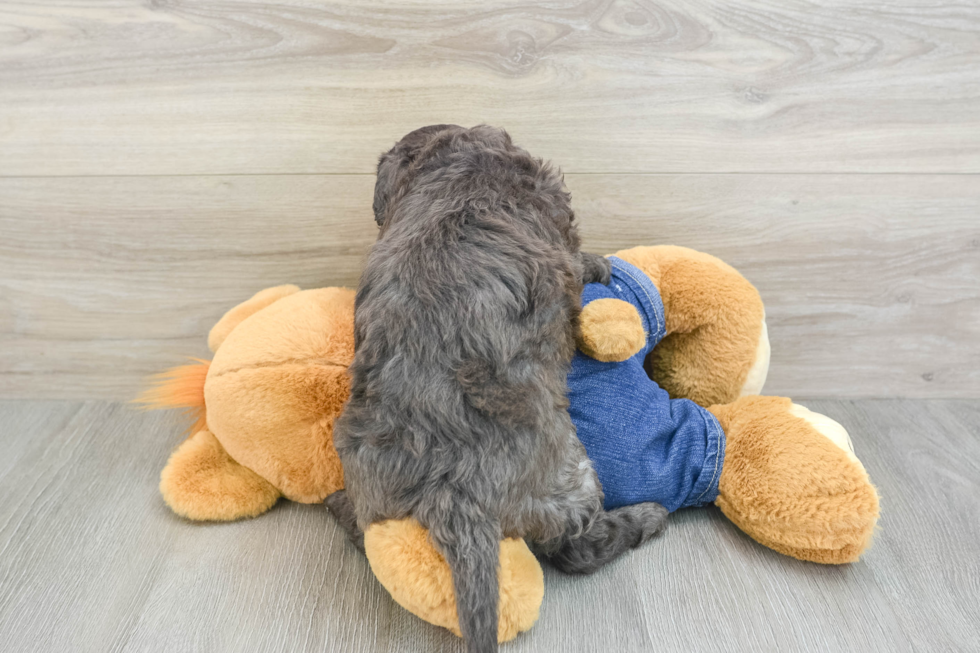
xmin=709 ymin=396 xmax=879 ymax=564
xmin=363 ymin=519 xmax=544 ymax=643
xmin=160 ymin=428 xmax=281 ymax=521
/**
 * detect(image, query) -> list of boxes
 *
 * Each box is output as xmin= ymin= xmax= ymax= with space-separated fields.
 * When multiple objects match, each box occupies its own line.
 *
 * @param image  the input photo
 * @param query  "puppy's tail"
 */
xmin=429 ymin=502 xmax=501 ymax=653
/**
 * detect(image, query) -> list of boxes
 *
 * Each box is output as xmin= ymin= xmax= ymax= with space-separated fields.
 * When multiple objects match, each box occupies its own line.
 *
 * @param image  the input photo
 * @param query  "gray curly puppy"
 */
xmin=328 ymin=125 xmax=666 ymax=653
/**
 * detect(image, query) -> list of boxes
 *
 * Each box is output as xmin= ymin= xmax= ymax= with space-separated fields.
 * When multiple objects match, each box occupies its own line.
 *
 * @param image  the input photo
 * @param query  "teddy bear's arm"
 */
xmin=613 ymin=246 xmax=769 ymax=406
xmin=577 ymin=298 xmax=647 ymax=362
xmin=208 ymin=285 xmax=300 ymax=352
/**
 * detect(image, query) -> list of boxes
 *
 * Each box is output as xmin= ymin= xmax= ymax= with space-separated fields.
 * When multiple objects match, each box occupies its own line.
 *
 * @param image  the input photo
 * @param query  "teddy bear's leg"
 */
xmin=614 ymin=246 xmax=769 ymax=407
xmin=709 ymin=396 xmax=879 ymax=564
xmin=362 ymin=518 xmax=544 ymax=644
xmin=160 ymin=428 xmax=281 ymax=521
xmin=207 ymin=284 xmax=301 ymax=352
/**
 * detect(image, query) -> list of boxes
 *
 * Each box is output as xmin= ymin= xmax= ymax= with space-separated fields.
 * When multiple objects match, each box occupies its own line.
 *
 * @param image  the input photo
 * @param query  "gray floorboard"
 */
xmin=0 ymin=399 xmax=977 ymax=652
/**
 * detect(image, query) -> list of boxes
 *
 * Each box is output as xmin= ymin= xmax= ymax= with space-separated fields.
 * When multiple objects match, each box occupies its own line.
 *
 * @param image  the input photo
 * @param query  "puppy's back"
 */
xmin=349 ymin=134 xmax=581 ymax=451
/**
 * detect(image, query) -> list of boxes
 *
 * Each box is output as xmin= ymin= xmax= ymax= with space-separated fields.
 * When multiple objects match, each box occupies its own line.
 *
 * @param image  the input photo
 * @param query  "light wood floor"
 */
xmin=0 ymin=398 xmax=977 ymax=652
xmin=1 ymin=1 xmax=979 ymax=399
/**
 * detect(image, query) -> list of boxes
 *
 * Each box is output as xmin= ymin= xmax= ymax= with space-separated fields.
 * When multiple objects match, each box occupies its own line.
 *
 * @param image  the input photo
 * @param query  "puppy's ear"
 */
xmin=373 ymin=125 xmax=464 ymax=227
xmin=372 ymin=151 xmax=405 ymax=228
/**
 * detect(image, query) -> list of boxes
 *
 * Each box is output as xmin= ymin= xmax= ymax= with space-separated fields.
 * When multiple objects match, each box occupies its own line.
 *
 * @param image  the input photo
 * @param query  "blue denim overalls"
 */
xmin=567 ymin=257 xmax=726 ymax=512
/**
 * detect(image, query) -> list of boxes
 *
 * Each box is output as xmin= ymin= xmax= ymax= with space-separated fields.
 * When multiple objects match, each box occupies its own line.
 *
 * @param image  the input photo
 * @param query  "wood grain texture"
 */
xmin=1 ymin=0 xmax=979 ymax=175
xmin=2 ymin=174 xmax=977 ymax=399
xmin=0 ymin=398 xmax=977 ymax=652
xmin=569 ymin=173 xmax=980 ymax=399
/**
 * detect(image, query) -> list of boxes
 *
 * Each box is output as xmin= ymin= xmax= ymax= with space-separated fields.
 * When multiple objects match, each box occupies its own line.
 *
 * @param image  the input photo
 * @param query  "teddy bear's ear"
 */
xmin=208 ymin=285 xmax=300 ymax=353
xmin=577 ymin=298 xmax=646 ymax=362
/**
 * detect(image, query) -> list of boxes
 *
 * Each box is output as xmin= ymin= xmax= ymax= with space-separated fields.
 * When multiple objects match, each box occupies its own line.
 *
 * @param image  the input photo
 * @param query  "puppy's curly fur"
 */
xmin=329 ymin=125 xmax=666 ymax=653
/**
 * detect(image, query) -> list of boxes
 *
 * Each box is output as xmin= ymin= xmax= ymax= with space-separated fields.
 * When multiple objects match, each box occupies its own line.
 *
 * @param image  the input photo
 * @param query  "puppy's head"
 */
xmin=373 ymin=124 xmax=459 ymax=228
xmin=373 ymin=124 xmax=516 ymax=229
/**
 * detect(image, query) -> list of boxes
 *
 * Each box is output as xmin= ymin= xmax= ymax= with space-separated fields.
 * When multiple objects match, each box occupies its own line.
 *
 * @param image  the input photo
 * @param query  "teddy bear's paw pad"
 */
xmin=788 ymin=403 xmax=857 ymax=461
xmin=160 ymin=429 xmax=281 ymax=521
xmin=739 ymin=315 xmax=770 ymax=396
xmin=578 ymin=298 xmax=646 ymax=363
xmin=364 ymin=519 xmax=544 ymax=643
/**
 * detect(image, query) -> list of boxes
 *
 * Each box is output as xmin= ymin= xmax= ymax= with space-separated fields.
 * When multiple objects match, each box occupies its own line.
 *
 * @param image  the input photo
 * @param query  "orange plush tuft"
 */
xmin=134 ymin=358 xmax=210 ymax=436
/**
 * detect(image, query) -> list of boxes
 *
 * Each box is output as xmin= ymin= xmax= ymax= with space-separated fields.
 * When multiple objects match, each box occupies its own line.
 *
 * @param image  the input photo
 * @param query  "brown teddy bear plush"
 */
xmin=140 ymin=246 xmax=878 ymax=643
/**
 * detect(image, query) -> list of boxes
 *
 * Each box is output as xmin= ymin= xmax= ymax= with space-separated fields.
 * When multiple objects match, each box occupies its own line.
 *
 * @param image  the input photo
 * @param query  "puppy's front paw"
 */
xmin=579 ymin=252 xmax=611 ymax=285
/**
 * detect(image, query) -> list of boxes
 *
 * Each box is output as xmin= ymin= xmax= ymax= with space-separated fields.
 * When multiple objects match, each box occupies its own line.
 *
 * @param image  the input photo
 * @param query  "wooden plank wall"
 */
xmin=1 ymin=0 xmax=978 ymax=399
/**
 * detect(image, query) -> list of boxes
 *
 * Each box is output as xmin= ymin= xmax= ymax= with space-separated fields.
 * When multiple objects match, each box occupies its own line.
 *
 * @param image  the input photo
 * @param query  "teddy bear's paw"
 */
xmin=363 ymin=519 xmax=544 ymax=643
xmin=160 ymin=429 xmax=281 ymax=521
xmin=712 ymin=396 xmax=879 ymax=564
xmin=577 ymin=298 xmax=646 ymax=363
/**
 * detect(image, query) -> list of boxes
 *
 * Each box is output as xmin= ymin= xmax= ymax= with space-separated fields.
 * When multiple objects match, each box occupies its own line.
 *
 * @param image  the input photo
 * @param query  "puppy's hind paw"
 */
xmin=325 ymin=490 xmax=366 ymax=553
xmin=630 ymin=502 xmax=668 ymax=545
xmin=547 ymin=502 xmax=668 ymax=575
